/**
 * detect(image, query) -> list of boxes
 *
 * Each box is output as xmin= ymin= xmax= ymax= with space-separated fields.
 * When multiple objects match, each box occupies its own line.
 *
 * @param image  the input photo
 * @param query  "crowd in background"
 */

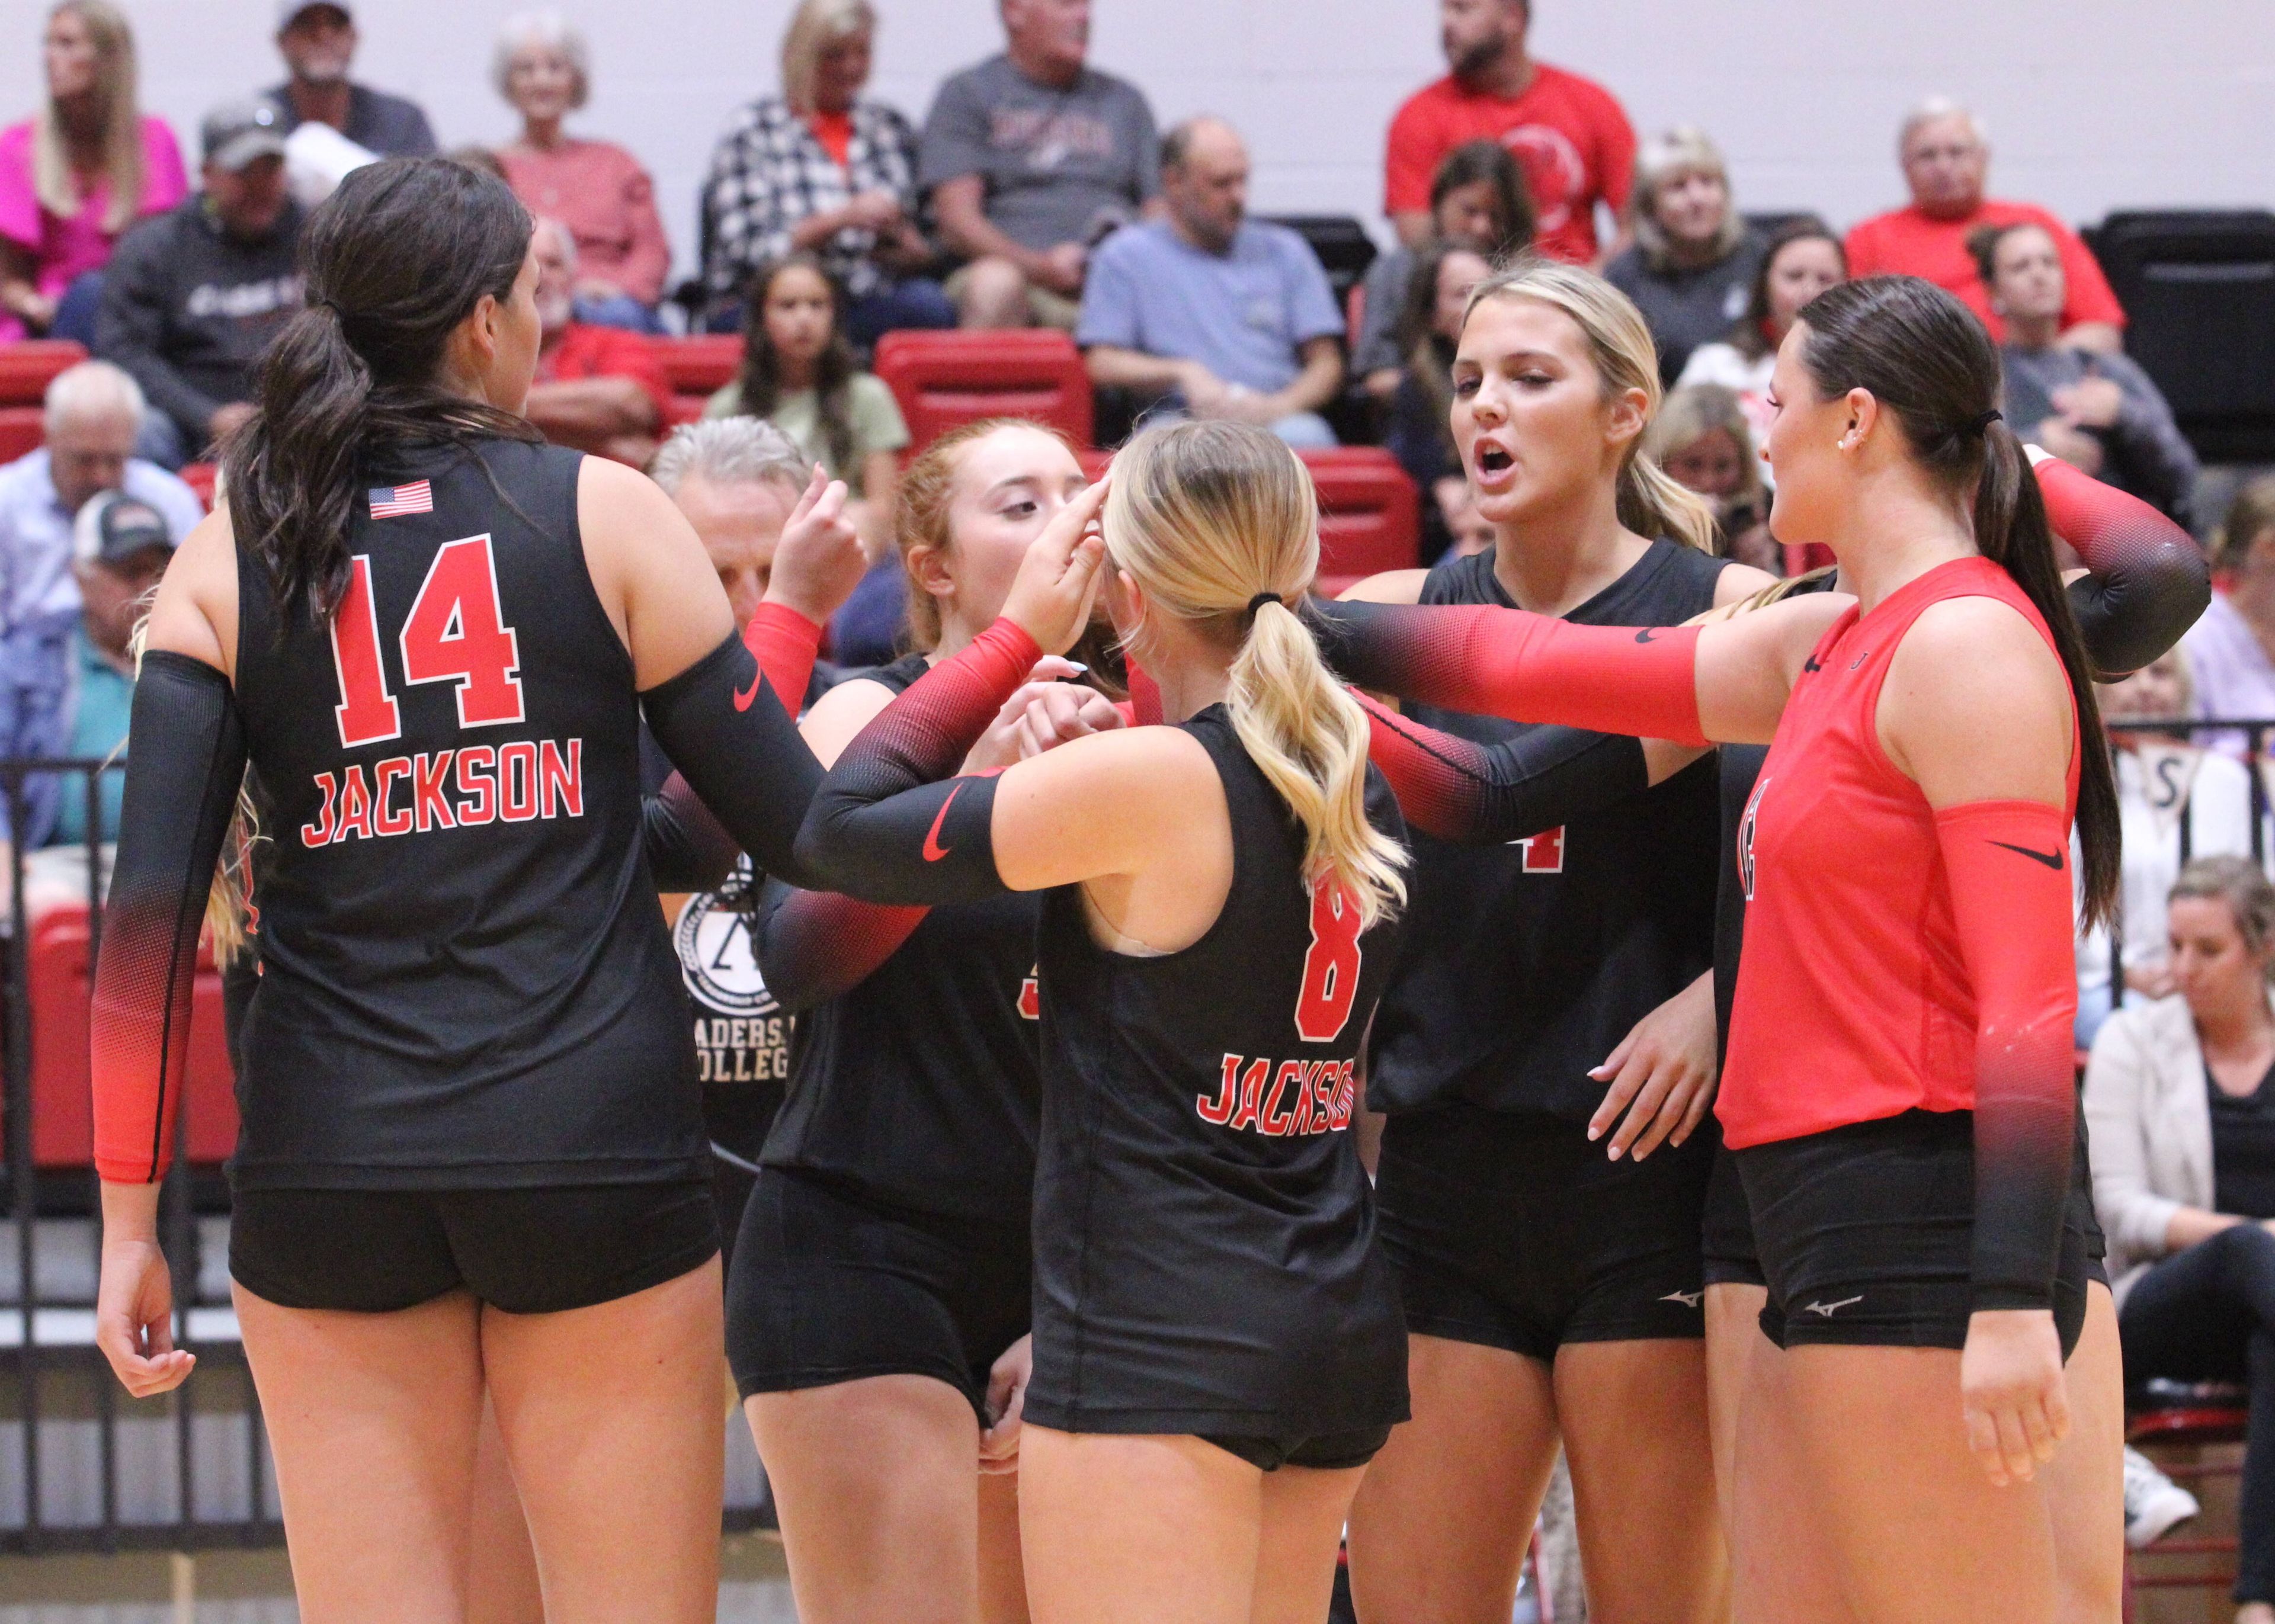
xmin=1 ymin=0 xmax=2273 ymax=1597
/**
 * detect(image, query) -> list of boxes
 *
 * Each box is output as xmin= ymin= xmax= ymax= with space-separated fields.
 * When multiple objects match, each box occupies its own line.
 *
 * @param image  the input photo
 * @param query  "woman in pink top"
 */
xmin=493 ymin=9 xmax=671 ymax=333
xmin=0 ymin=0 xmax=187 ymax=344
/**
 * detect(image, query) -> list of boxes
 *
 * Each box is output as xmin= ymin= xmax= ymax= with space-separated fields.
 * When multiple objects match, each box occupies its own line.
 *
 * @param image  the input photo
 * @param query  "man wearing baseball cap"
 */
xmin=92 ymin=100 xmax=306 ymax=468
xmin=265 ymin=2 xmax=437 ymax=159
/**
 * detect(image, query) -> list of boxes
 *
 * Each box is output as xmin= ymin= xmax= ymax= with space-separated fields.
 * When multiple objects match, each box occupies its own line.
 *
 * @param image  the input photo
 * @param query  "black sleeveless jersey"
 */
xmin=230 ymin=439 xmax=702 ymax=1190
xmin=1369 ymin=540 xmax=1728 ymax=1122
xmin=760 ymin=653 xmax=1044 ymax=1222
xmin=1023 ymin=707 xmax=1410 ymax=1437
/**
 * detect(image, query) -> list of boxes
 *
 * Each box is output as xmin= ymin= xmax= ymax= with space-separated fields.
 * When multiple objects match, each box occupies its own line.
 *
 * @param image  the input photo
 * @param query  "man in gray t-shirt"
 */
xmin=1078 ymin=118 xmax=1345 ymax=448
xmin=921 ymin=0 xmax=1160 ymax=330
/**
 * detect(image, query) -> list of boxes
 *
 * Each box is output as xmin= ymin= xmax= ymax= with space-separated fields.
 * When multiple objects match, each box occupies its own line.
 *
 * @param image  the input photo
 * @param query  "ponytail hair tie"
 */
xmin=1245 ymin=591 xmax=1282 ymax=624
xmin=1968 ymin=407 xmax=2002 ymax=436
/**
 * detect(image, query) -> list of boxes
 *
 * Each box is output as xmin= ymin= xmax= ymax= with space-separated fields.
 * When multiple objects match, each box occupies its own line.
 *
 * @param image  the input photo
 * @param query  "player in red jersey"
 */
xmin=1310 ymin=272 xmax=2126 ymax=1617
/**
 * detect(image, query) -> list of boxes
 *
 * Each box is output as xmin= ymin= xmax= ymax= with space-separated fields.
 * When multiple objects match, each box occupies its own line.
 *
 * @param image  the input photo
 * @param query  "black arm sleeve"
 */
xmin=640 ymin=631 xmax=825 ymax=890
xmin=642 ymin=774 xmax=741 ymax=893
xmin=2037 ymin=454 xmax=2210 ymax=678
xmin=90 ymin=653 xmax=248 ymax=1183
xmin=1356 ymin=689 xmax=1651 ymax=844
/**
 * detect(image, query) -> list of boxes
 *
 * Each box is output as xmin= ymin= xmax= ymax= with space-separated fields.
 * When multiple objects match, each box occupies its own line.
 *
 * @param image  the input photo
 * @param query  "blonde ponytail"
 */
xmin=1465 ymin=257 xmax=1719 ymax=554
xmin=1104 ymin=422 xmax=1408 ymax=929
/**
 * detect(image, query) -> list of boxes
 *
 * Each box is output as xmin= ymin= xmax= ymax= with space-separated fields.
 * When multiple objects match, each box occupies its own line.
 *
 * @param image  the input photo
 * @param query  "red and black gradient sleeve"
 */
xmin=755 ymin=877 xmax=928 ymax=1014
xmin=1935 ymin=798 xmax=2081 ymax=1314
xmin=1304 ymin=599 xmax=1710 ymax=746
xmin=744 ymin=601 xmax=825 ymax=714
xmin=91 ymin=653 xmax=249 ymax=1185
xmin=641 ymin=630 xmax=825 ymax=889
xmin=2036 ymin=455 xmax=2209 ymax=678
xmin=793 ymin=617 xmax=1042 ymax=906
xmin=1354 ymin=690 xmax=1649 ymax=843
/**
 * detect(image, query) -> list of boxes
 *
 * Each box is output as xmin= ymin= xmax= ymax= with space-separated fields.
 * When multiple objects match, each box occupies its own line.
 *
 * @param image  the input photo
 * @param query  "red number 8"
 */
xmin=1294 ymin=878 xmax=1364 ymax=1042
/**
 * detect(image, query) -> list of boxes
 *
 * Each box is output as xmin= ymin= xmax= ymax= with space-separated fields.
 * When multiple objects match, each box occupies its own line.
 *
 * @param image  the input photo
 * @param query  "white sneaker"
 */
xmin=2124 ymin=1445 xmax=2200 ymax=1549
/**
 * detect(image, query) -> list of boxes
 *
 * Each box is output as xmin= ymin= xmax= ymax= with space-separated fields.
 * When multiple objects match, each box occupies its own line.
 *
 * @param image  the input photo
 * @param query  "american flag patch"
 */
xmin=369 ymin=480 xmax=433 ymax=519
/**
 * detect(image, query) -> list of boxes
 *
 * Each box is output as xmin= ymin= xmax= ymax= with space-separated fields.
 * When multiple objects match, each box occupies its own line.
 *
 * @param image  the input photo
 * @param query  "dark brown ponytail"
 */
xmin=1795 ymin=274 xmax=2120 ymax=928
xmin=223 ymin=158 xmax=541 ymax=625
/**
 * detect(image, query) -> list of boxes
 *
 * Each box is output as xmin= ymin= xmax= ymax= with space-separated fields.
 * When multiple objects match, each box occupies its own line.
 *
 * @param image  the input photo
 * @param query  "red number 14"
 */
xmin=330 ymin=536 xmax=525 ymax=749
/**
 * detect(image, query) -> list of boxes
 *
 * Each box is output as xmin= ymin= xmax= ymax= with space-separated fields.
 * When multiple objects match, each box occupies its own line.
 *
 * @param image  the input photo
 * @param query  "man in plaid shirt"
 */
xmin=699 ymin=1 xmax=954 ymax=342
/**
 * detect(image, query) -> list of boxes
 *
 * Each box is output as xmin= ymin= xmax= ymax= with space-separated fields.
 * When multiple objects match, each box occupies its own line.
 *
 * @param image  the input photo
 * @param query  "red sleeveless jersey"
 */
xmin=1719 ymin=556 xmax=2081 ymax=1150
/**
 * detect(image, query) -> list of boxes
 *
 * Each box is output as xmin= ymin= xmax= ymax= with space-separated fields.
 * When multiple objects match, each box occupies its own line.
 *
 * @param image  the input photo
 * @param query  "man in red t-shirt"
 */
xmin=1844 ymin=98 xmax=2125 ymax=351
xmin=1383 ymin=0 xmax=1635 ymax=265
xmin=524 ymin=218 xmax=672 ymax=466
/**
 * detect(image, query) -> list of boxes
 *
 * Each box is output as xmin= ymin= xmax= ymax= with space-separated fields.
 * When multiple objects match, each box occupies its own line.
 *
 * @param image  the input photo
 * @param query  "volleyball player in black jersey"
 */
xmin=730 ymin=419 xmax=1123 ymax=1624
xmin=1332 ymin=261 xmax=1765 ymax=1624
xmin=794 ymin=420 xmax=1411 ymax=1624
xmin=87 ymin=159 xmax=858 ymax=1622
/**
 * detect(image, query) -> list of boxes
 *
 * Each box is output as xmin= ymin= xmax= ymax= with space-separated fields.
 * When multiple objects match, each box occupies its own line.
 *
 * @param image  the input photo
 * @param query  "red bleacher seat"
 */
xmin=648 ymin=334 xmax=743 ymax=425
xmin=1304 ymin=447 xmax=1420 ymax=595
xmin=0 ymin=339 xmax=89 ymax=406
xmin=0 ymin=406 xmax=43 ymax=463
xmin=874 ymin=329 xmax=1093 ymax=454
xmin=1073 ymin=444 xmax=1417 ymax=596
xmin=20 ymin=900 xmax=238 ymax=1167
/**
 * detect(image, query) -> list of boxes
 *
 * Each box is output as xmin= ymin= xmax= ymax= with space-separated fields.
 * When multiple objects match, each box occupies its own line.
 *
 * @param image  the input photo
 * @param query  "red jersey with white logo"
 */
xmin=1023 ymin=706 xmax=1409 ymax=1439
xmin=229 ymin=439 xmax=701 ymax=1190
xmin=1720 ymin=556 xmax=2081 ymax=1148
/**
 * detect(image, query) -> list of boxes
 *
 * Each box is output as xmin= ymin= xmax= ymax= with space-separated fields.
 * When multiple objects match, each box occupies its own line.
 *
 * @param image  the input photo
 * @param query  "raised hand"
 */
xmin=1001 ymin=476 xmax=1111 ymax=656
xmin=764 ymin=464 xmax=869 ymax=628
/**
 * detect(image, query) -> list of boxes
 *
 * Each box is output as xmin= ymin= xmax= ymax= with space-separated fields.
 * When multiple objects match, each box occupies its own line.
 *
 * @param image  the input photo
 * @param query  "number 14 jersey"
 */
xmin=230 ymin=441 xmax=703 ymax=1192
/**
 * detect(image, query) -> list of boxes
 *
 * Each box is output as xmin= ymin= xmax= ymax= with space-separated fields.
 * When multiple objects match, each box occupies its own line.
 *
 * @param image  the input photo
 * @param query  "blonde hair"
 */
xmin=34 ymin=1 xmax=145 ymax=235
xmin=1463 ymin=258 xmax=1720 ymax=554
xmin=1644 ymin=382 xmax=1763 ymax=529
xmin=781 ymin=0 xmax=874 ymax=116
xmin=894 ymin=417 xmax=1075 ymax=653
xmin=1630 ymin=127 xmax=1743 ymax=270
xmin=1104 ymin=421 xmax=1408 ymax=930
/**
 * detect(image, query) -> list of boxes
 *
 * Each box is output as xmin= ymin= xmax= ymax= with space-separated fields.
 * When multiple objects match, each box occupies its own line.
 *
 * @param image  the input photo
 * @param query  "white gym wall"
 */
xmin=0 ymin=0 xmax=2267 ymax=284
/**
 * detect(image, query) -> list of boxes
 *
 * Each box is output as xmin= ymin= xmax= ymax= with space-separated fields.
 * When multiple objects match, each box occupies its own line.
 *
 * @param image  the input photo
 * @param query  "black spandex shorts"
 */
xmin=726 ymin=1167 xmax=1031 ymax=1425
xmin=229 ymin=1180 xmax=720 ymax=1315
xmin=1374 ymin=1103 xmax=1712 ymax=1362
xmin=1739 ymin=1109 xmax=2091 ymax=1356
xmin=1204 ymin=1425 xmax=1393 ymax=1472
xmin=1701 ymin=1142 xmax=1764 ymax=1289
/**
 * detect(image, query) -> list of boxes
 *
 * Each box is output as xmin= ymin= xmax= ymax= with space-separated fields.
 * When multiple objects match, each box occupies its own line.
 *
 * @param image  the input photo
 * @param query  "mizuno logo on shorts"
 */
xmin=1659 ymin=1290 xmax=1703 ymax=1309
xmin=1802 ymin=1295 xmax=1862 ymax=1317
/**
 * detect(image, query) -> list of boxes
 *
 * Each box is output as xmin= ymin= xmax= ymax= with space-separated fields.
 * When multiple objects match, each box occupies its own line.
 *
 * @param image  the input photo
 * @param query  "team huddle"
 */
xmin=81 ymin=157 xmax=2210 ymax=1623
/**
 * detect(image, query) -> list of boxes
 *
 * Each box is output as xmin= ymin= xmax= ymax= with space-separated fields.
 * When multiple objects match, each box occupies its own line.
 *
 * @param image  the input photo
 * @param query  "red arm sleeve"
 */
xmin=2036 ymin=454 xmax=2209 ymax=676
xmin=91 ymin=654 xmax=248 ymax=1184
xmin=744 ymin=601 xmax=825 ymax=715
xmin=1305 ymin=598 xmax=1709 ymax=746
xmin=1123 ymin=656 xmax=1163 ymax=727
xmin=1354 ymin=689 xmax=1649 ymax=842
xmin=755 ymin=879 xmax=928 ymax=1014
xmin=1936 ymin=798 xmax=2079 ymax=1312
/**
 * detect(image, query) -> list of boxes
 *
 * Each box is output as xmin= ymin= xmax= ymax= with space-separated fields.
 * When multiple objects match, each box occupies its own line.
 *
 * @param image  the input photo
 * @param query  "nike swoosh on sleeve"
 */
xmin=732 ymin=670 xmax=765 ymax=712
xmin=1989 ymin=839 xmax=2065 ymax=871
xmin=1635 ymin=628 xmax=1658 ymax=644
xmin=922 ymin=784 xmax=965 ymax=863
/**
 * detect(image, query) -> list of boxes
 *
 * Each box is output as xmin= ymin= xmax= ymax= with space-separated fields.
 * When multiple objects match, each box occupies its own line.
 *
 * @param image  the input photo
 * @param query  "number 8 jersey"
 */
xmin=1022 ymin=705 xmax=1411 ymax=1443
xmin=229 ymin=442 xmax=704 ymax=1192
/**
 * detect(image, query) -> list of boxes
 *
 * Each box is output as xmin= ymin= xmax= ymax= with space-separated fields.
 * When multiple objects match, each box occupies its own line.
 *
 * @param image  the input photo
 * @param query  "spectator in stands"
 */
xmin=0 ymin=361 xmax=200 ymax=849
xmin=44 ymin=489 xmax=174 ymax=846
xmin=1354 ymin=140 xmax=1531 ymax=400
xmin=1383 ymin=0 xmax=1634 ymax=265
xmin=1079 ymin=117 xmax=1344 ymax=449
xmin=704 ymin=252 xmax=907 ymax=547
xmin=2085 ymin=855 xmax=2275 ymax=1621
xmin=95 ymin=100 xmax=303 ymax=470
xmin=266 ymin=2 xmax=437 ymax=159
xmin=1973 ymin=220 xmax=2199 ymax=524
xmin=1844 ymin=96 xmax=2123 ymax=350
xmin=2077 ymin=652 xmax=2258 ymax=1044
xmin=701 ymin=0 xmax=953 ymax=344
xmin=1645 ymin=383 xmax=1776 ymax=575
xmin=1675 ymin=216 xmax=1845 ymax=450
xmin=494 ymin=10 xmax=669 ymax=333
xmin=0 ymin=3 xmax=186 ymax=346
xmin=651 ymin=417 xmax=816 ymax=632
xmin=1605 ymin=127 xmax=1765 ymax=384
xmin=1438 ymin=479 xmax=1495 ymax=560
xmin=2185 ymin=479 xmax=2275 ymax=741
xmin=1383 ymin=239 xmax=1491 ymax=522
xmin=921 ymin=0 xmax=1161 ymax=330
xmin=522 ymin=217 xmax=669 ymax=468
